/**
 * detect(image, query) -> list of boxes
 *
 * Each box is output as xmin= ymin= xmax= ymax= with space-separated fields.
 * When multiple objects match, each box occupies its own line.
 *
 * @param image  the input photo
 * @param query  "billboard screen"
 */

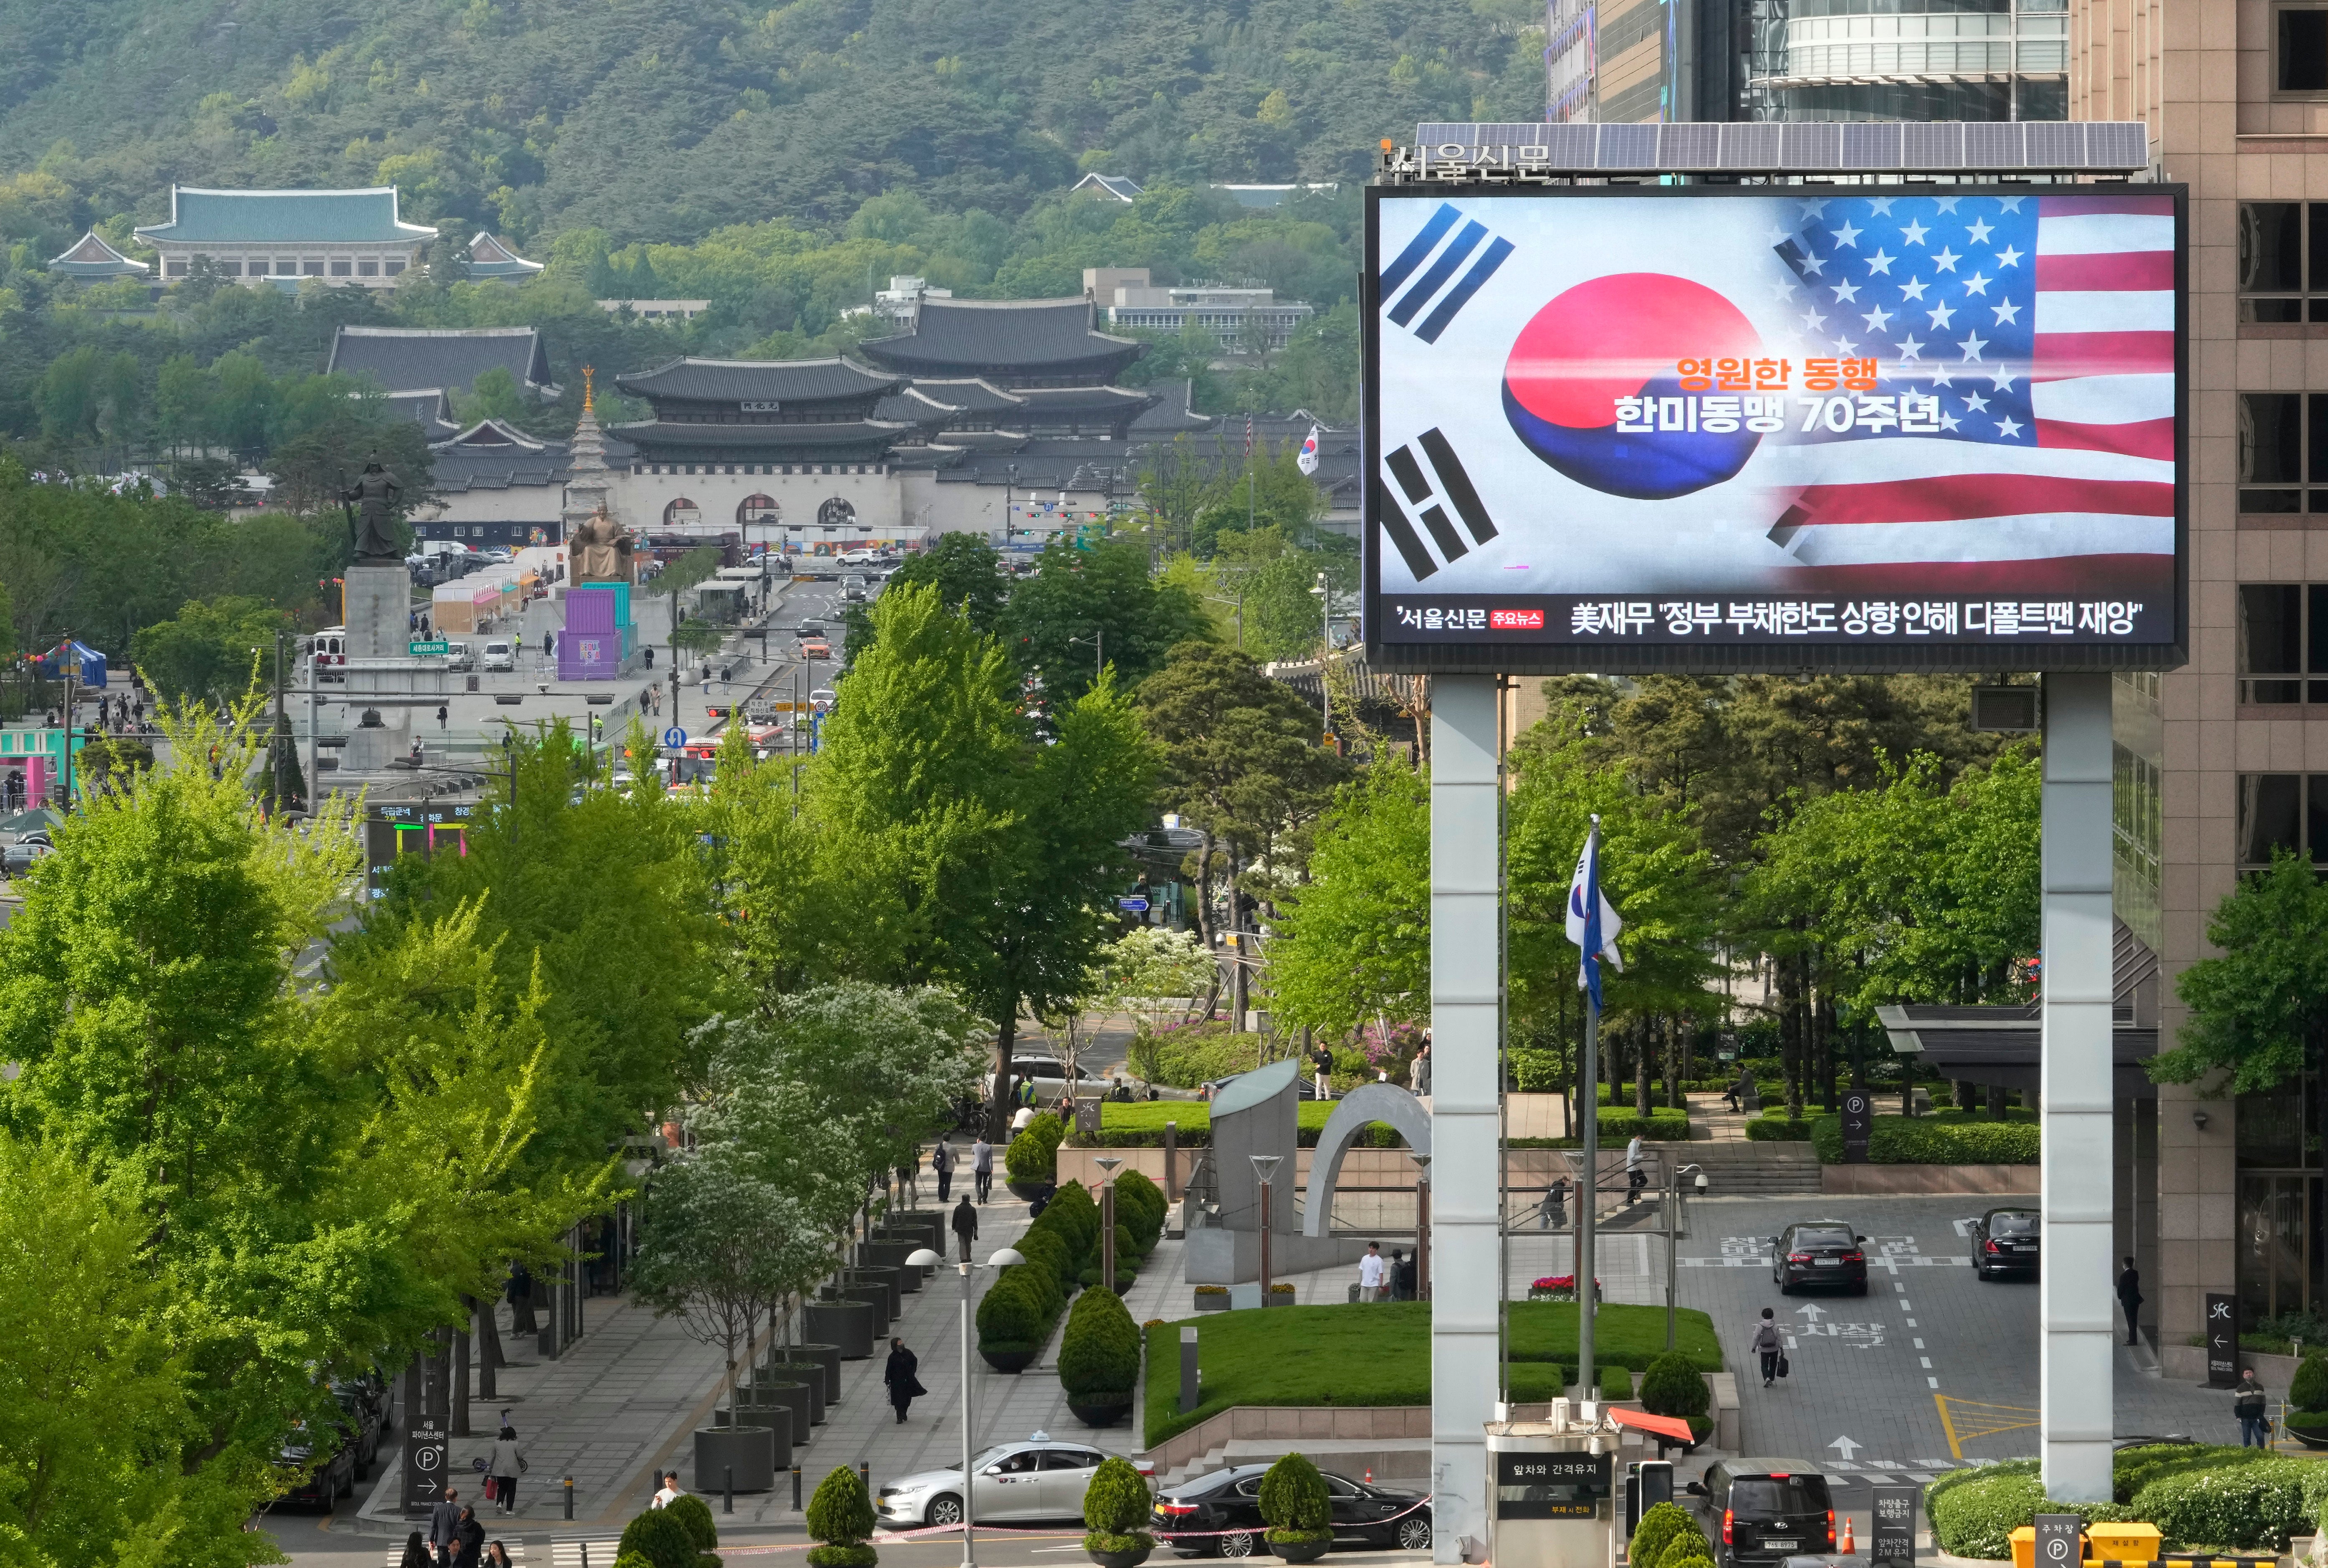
xmin=1362 ymin=185 xmax=2187 ymax=672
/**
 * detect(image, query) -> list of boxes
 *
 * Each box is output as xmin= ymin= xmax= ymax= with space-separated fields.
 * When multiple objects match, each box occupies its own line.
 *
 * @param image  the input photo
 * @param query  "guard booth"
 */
xmin=1486 ymin=1414 xmax=1613 ymax=1568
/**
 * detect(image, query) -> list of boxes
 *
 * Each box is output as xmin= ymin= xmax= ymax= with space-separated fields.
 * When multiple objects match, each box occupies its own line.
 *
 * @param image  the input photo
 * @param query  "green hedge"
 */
xmin=1511 ymin=1108 xmax=1692 ymax=1147
xmin=1639 ymin=1352 xmax=1710 ymax=1419
xmin=1810 ymin=1112 xmax=2040 ymax=1164
xmin=1125 ymin=1022 xmax=1257 ymax=1088
xmin=1747 ymin=1116 xmax=1813 ymax=1141
xmin=1059 ymin=1282 xmax=1142 ymax=1401
xmin=1071 ymin=1100 xmax=1404 ymax=1149
xmin=1925 ymin=1447 xmax=2328 ymax=1558
xmin=1005 ymin=1113 xmax=1066 ymax=1184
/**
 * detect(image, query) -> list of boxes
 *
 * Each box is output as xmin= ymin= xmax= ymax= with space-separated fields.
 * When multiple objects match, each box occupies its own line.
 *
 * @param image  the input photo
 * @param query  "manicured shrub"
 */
xmin=1809 ymin=1113 xmax=2040 ymax=1165
xmin=1651 ymin=1522 xmax=1713 ymax=1568
xmin=1924 ymin=1464 xmax=2136 ymax=1559
xmin=1005 ymin=1113 xmax=1065 ymax=1184
xmin=1082 ymin=1454 xmax=1156 ymax=1551
xmin=1630 ymin=1500 xmax=1696 ymax=1568
xmin=1258 ymin=1452 xmax=1332 ymax=1542
xmin=1638 ymin=1352 xmax=1710 ymax=1420
xmin=1661 ymin=1553 xmax=1715 ymax=1568
xmin=612 ymin=1554 xmax=655 ymax=1568
xmin=1115 ymin=1171 xmax=1166 ymax=1250
xmin=1015 ymin=1226 xmax=1078 ymax=1298
xmin=1047 ymin=1178 xmax=1100 ymax=1246
xmin=807 ymin=1465 xmax=877 ymax=1568
xmin=1596 ymin=1366 xmax=1633 ymax=1401
xmin=619 ymin=1507 xmax=700 ymax=1568
xmin=976 ymin=1267 xmax=1048 ymax=1349
xmin=664 ymin=1494 xmax=719 ymax=1551
xmin=2111 ymin=1442 xmax=2280 ymax=1502
xmin=1059 ymin=1282 xmax=1143 ymax=1402
xmin=2132 ymin=1459 xmax=2328 ymax=1550
xmin=1746 ymin=1117 xmax=1813 ymax=1142
xmin=2293 ymin=1353 xmax=2328 ymax=1413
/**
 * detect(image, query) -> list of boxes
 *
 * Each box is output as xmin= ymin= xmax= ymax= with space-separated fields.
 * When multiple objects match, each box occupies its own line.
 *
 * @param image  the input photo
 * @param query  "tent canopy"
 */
xmin=30 ymin=640 xmax=106 ymax=688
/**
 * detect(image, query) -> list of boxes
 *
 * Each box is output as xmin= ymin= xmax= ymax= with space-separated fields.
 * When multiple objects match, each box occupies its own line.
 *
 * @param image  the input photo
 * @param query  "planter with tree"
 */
xmin=1257 ymin=1452 xmax=1333 ymax=1564
xmin=1006 ymin=1113 xmax=1066 ymax=1201
xmin=1082 ymin=1456 xmax=1157 ymax=1568
xmin=807 ymin=1464 xmax=879 ymax=1568
xmin=1059 ymin=1282 xmax=1142 ymax=1426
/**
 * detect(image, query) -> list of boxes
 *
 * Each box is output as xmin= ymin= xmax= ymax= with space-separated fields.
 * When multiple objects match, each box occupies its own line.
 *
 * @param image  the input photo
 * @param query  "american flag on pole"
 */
xmin=1762 ymin=192 xmax=2175 ymax=592
xmin=1244 ymin=412 xmax=1254 ymax=460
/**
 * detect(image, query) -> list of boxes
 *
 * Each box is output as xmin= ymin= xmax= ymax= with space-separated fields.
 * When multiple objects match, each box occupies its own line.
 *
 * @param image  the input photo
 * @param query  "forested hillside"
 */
xmin=0 ymin=0 xmax=1544 ymax=245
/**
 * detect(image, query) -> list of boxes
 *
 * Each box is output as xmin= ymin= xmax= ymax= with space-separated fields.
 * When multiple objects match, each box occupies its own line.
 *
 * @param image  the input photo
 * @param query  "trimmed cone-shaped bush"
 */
xmin=619 ymin=1507 xmax=700 ymax=1568
xmin=807 ymin=1465 xmax=877 ymax=1568
xmin=1257 ymin=1452 xmax=1332 ymax=1542
xmin=2293 ymin=1353 xmax=2328 ymax=1414
xmin=1015 ymin=1225 xmax=1079 ymax=1299
xmin=664 ymin=1494 xmax=719 ymax=1552
xmin=1047 ymin=1178 xmax=1100 ymax=1247
xmin=1651 ymin=1520 xmax=1713 ymax=1568
xmin=1059 ymin=1277 xmax=1143 ymax=1400
xmin=1630 ymin=1502 xmax=1697 ymax=1568
xmin=977 ymin=1266 xmax=1049 ymax=1349
xmin=1082 ymin=1454 xmax=1156 ymax=1551
xmin=1116 ymin=1170 xmax=1166 ymax=1250
xmin=1639 ymin=1352 xmax=1711 ymax=1420
xmin=1005 ymin=1113 xmax=1066 ymax=1184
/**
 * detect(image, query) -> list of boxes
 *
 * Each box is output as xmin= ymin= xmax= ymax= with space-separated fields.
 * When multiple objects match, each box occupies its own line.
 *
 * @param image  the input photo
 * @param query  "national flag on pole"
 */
xmin=1297 ymin=423 xmax=1321 ymax=476
xmin=1565 ymin=816 xmax=1624 ymax=1012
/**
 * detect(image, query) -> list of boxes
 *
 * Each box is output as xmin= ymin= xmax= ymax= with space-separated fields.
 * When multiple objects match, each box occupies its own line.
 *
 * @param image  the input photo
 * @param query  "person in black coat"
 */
xmin=452 ymin=1506 xmax=486 ymax=1568
xmin=2118 ymin=1257 xmax=2144 ymax=1346
xmin=885 ymin=1337 xmax=928 ymax=1423
xmin=951 ymin=1194 xmax=979 ymax=1264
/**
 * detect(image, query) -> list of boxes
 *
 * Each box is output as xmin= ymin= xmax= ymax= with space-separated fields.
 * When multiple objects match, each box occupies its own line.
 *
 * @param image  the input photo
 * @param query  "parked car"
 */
xmin=273 ymin=1415 xmax=359 ymax=1509
xmin=875 ymin=1437 xmax=1135 ymax=1527
xmin=1685 ymin=1461 xmax=1835 ymax=1568
xmin=3 ymin=832 xmax=53 ymax=874
xmin=1969 ymin=1206 xmax=2041 ymax=1280
xmin=442 ymin=642 xmax=475 ymax=673
xmin=1153 ymin=1462 xmax=1433 ymax=1557
xmin=328 ymin=1379 xmax=384 ymax=1476
xmin=799 ymin=637 xmax=832 ymax=660
xmin=982 ymin=1056 xmax=1108 ymax=1104
xmin=1769 ymin=1221 xmax=1867 ymax=1295
xmin=480 ymin=640 xmax=515 ymax=672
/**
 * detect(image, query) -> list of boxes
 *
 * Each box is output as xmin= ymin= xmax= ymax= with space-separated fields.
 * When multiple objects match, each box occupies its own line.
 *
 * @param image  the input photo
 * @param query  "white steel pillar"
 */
xmin=1431 ymin=674 xmax=1501 ymax=1563
xmin=2040 ymin=671 xmax=2115 ymax=1500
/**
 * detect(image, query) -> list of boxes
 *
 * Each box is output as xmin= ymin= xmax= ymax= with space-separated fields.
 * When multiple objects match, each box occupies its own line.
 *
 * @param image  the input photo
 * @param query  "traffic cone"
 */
xmin=1364 ymin=1468 xmax=1374 ymax=1485
xmin=1840 ymin=1517 xmax=1856 ymax=1555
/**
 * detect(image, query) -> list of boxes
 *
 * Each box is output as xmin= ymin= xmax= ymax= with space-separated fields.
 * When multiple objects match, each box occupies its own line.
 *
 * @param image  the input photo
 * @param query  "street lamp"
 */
xmin=1665 ymin=1164 xmax=1706 ymax=1350
xmin=906 ymin=1243 xmax=1023 ymax=1568
xmin=1411 ymin=1152 xmax=1431 ymax=1301
xmin=1095 ymin=1157 xmax=1123 ymax=1293
xmin=1309 ymin=574 xmax=1331 ymax=742
xmin=1249 ymin=1155 xmax=1282 ymax=1300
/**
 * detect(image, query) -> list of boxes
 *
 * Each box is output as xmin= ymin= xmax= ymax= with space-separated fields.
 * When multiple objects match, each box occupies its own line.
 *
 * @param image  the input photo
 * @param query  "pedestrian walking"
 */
xmin=652 ymin=1472 xmax=685 ymax=1508
xmin=897 ymin=1148 xmax=919 ymax=1207
xmin=1310 ymin=1041 xmax=1334 ymax=1101
xmin=427 ymin=1489 xmax=464 ymax=1568
xmin=971 ymin=1134 xmax=994 ymax=1203
xmin=487 ymin=1420 xmax=524 ymax=1514
xmin=1539 ymin=1176 xmax=1569 ymax=1231
xmin=885 ymin=1336 xmax=927 ymax=1423
xmin=399 ymin=1532 xmax=431 ymax=1568
xmin=1625 ymin=1134 xmax=1646 ymax=1206
xmin=932 ymin=1138 xmax=956 ymax=1202
xmin=453 ymin=1507 xmax=485 ymax=1568
xmin=951 ymin=1193 xmax=979 ymax=1263
xmin=1357 ymin=1241 xmax=1387 ymax=1302
xmin=544 ymin=631 xmax=556 ymax=662
xmin=437 ymin=704 xmax=448 ymax=731
xmin=1409 ymin=1042 xmax=1431 ymax=1098
xmin=506 ymin=1263 xmax=537 ymax=1337
xmin=485 ymin=1544 xmax=516 ymax=1568
xmin=1752 ymin=1309 xmax=1784 ymax=1388
xmin=2235 ymin=1368 xmax=2271 ymax=1448
xmin=2118 ymin=1257 xmax=2145 ymax=1346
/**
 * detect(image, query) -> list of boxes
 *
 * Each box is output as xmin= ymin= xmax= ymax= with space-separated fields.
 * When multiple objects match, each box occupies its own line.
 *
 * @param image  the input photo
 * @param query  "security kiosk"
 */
xmin=1487 ymin=1408 xmax=1615 ymax=1568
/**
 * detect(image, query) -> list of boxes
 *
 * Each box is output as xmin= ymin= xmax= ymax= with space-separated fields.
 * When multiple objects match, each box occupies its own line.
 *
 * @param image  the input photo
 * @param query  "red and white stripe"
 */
xmin=2031 ymin=194 xmax=2176 ymax=460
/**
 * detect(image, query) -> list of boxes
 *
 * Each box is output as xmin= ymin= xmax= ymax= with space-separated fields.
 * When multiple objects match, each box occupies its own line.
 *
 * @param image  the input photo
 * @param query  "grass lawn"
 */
xmin=1142 ymin=1300 xmax=1722 ymax=1448
xmin=1084 ymin=1100 xmax=1685 ymax=1148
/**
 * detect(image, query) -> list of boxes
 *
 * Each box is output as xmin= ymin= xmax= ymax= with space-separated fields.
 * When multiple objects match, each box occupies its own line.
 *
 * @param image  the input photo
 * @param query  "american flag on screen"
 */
xmin=1762 ymin=192 xmax=2175 ymax=591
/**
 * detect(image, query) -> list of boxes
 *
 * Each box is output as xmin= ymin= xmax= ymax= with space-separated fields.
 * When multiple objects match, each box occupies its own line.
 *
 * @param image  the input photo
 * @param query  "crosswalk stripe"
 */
xmin=387 ymin=1553 xmax=533 ymax=1567
xmin=549 ymin=1542 xmax=624 ymax=1568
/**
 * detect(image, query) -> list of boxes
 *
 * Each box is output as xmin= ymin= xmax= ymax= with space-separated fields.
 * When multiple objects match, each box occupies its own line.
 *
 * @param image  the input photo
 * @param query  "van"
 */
xmin=481 ymin=640 xmax=515 ymax=672
xmin=1686 ymin=1462 xmax=1835 ymax=1568
xmin=442 ymin=642 xmax=475 ymax=673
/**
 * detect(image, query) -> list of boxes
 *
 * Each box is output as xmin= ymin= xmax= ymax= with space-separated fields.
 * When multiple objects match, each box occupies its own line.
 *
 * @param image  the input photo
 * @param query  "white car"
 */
xmin=875 ymin=1437 xmax=1140 ymax=1528
xmin=480 ymin=640 xmax=515 ymax=671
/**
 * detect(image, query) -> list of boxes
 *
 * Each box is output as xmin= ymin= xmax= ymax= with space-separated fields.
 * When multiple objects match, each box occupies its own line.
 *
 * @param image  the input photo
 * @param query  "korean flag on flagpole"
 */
xmin=1565 ymin=816 xmax=1624 ymax=1012
xmin=1297 ymin=423 xmax=1321 ymax=477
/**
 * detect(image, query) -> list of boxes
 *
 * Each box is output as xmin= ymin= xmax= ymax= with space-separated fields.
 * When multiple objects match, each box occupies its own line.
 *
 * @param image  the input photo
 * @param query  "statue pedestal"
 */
xmin=342 ymin=564 xmax=412 ymax=661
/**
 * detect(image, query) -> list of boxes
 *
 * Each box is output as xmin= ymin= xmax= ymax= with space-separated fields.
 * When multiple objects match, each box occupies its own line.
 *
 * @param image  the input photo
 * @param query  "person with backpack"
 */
xmin=1752 ymin=1308 xmax=1785 ymax=1388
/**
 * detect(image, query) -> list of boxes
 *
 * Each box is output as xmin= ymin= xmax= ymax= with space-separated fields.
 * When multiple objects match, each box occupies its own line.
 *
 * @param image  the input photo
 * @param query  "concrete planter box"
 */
xmin=851 ymin=1265 xmax=904 ymax=1318
xmin=1195 ymin=1292 xmax=1231 ymax=1312
xmin=754 ymin=1379 xmax=813 ymax=1447
xmin=834 ymin=1283 xmax=891 ymax=1336
xmin=763 ymin=1363 xmax=829 ymax=1424
xmin=717 ymin=1404 xmax=795 ymax=1469
xmin=804 ymin=1301 xmax=874 ymax=1359
xmin=788 ymin=1342 xmax=844 ymax=1403
xmin=859 ymin=1240 xmax=925 ymax=1291
xmin=694 ymin=1426 xmax=778 ymax=1493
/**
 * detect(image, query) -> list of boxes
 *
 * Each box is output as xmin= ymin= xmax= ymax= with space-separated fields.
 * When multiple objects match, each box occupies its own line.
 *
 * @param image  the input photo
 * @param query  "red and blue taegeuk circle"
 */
xmin=1501 ymin=273 xmax=1765 ymax=500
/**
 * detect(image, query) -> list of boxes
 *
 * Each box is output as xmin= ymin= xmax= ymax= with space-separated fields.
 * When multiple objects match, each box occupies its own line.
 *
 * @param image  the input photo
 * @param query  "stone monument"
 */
xmin=559 ymin=370 xmax=638 ymax=681
xmin=338 ymin=455 xmax=417 ymax=772
xmin=1183 ymin=1058 xmax=1371 ymax=1286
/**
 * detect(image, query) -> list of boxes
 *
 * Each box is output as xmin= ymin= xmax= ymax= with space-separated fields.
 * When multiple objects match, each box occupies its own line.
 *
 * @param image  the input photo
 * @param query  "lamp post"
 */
xmin=1095 ymin=1157 xmax=1123 ymax=1293
xmin=1309 ymin=573 xmax=1331 ymax=741
xmin=1665 ymin=1166 xmax=1707 ymax=1350
xmin=1249 ymin=1155 xmax=1282 ymax=1300
xmin=906 ymin=1243 xmax=1024 ymax=1568
xmin=1411 ymin=1152 xmax=1431 ymax=1301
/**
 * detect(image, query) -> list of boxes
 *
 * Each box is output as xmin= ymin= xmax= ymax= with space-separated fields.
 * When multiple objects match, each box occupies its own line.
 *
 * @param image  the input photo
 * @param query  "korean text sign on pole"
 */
xmin=1361 ymin=185 xmax=2188 ymax=675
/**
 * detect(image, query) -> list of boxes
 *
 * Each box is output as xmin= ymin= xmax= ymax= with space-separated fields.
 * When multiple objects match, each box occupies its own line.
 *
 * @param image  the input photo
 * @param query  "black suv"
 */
xmin=1969 ymin=1206 xmax=2041 ymax=1280
xmin=1769 ymin=1222 xmax=1868 ymax=1295
xmin=1154 ymin=1463 xmax=1433 ymax=1557
xmin=1686 ymin=1461 xmax=1835 ymax=1568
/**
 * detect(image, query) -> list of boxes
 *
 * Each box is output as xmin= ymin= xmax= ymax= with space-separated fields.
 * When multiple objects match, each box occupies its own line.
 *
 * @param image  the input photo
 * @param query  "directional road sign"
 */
xmin=663 ymin=727 xmax=688 ymax=749
xmin=409 ymin=640 xmax=450 ymax=656
xmin=1118 ymin=897 xmax=1151 ymax=913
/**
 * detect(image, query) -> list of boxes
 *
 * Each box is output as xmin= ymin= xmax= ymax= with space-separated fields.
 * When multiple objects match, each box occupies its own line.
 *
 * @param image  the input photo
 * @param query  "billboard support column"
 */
xmin=2040 ymin=671 xmax=2115 ymax=1502
xmin=1431 ymin=673 xmax=1501 ymax=1563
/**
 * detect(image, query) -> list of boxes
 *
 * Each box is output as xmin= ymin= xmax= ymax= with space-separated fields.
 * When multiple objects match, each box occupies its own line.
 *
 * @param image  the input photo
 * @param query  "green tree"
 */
xmin=630 ymin=1145 xmax=815 ymax=1396
xmin=1210 ymin=525 xmax=1351 ymax=663
xmin=1003 ymin=536 xmax=1206 ymax=703
xmin=455 ymin=364 xmax=530 ymax=426
xmin=127 ymin=595 xmax=285 ymax=707
xmin=2153 ymin=850 xmax=2328 ymax=1093
xmin=839 ymin=532 xmax=1009 ymax=671
xmin=1267 ymin=753 xmax=1430 ymax=1039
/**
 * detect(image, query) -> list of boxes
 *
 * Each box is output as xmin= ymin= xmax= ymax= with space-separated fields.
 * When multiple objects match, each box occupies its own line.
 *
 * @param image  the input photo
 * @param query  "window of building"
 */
xmin=330 ymin=259 xmax=352 ymax=277
xmin=2283 ymin=4 xmax=2328 ymax=90
xmin=2242 ymin=202 xmax=2328 ymax=321
xmin=2238 ymin=392 xmax=2328 ymax=511
xmin=164 ymin=259 xmax=188 ymax=278
xmin=384 ymin=259 xmax=406 ymax=276
xmin=664 ymin=498 xmax=700 ymax=526
xmin=220 ymin=260 xmax=243 ymax=276
xmin=358 ymin=260 xmax=380 ymax=277
xmin=2237 ymin=772 xmax=2328 ymax=867
xmin=2237 ymin=584 xmax=2328 ymax=702
xmin=301 ymin=260 xmax=324 ymax=276
xmin=274 ymin=259 xmax=298 ymax=276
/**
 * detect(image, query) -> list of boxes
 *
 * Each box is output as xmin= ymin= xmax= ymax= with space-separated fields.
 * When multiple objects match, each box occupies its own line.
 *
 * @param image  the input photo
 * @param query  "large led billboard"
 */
xmin=1362 ymin=185 xmax=2187 ymax=672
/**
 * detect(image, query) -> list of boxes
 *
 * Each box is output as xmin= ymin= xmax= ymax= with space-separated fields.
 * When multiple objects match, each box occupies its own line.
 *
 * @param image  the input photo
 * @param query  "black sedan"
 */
xmin=1769 ymin=1222 xmax=1868 ymax=1295
xmin=1969 ymin=1207 xmax=2041 ymax=1280
xmin=1155 ymin=1464 xmax=1433 ymax=1557
xmin=273 ymin=1420 xmax=359 ymax=1509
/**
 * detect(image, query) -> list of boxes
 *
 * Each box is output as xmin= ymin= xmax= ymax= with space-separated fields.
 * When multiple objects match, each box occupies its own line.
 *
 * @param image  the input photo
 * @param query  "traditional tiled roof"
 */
xmin=902 ymin=377 xmax=1026 ymax=414
xmin=427 ymin=422 xmax=569 ymax=493
xmin=135 ymin=187 xmax=438 ymax=245
xmin=615 ymin=357 xmax=901 ymax=405
xmin=1072 ymin=173 xmax=1143 ymax=202
xmin=433 ymin=418 xmax=548 ymax=453
xmin=857 ymin=298 xmax=1144 ymax=382
xmin=327 ymin=327 xmax=557 ymax=399
xmin=1129 ymin=378 xmax=1215 ymax=433
xmin=48 ymin=230 xmax=149 ymax=278
xmin=465 ymin=232 xmax=543 ymax=280
xmin=381 ymin=389 xmax=460 ymax=442
xmin=608 ymin=420 xmax=912 ymax=459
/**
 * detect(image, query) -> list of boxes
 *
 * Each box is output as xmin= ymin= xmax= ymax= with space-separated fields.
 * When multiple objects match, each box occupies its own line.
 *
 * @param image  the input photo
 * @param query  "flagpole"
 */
xmin=1576 ymin=818 xmax=1601 ymax=1403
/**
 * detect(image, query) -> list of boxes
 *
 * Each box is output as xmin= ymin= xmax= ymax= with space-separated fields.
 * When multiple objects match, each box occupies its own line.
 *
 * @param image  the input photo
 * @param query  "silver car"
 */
xmin=875 ymin=1436 xmax=1139 ymax=1527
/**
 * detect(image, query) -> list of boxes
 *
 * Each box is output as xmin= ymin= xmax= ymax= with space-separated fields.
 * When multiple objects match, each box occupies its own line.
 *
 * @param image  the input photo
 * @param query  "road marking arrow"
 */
xmin=1830 ymin=1435 xmax=1863 ymax=1460
xmin=1795 ymin=1304 xmax=1826 ymax=1321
